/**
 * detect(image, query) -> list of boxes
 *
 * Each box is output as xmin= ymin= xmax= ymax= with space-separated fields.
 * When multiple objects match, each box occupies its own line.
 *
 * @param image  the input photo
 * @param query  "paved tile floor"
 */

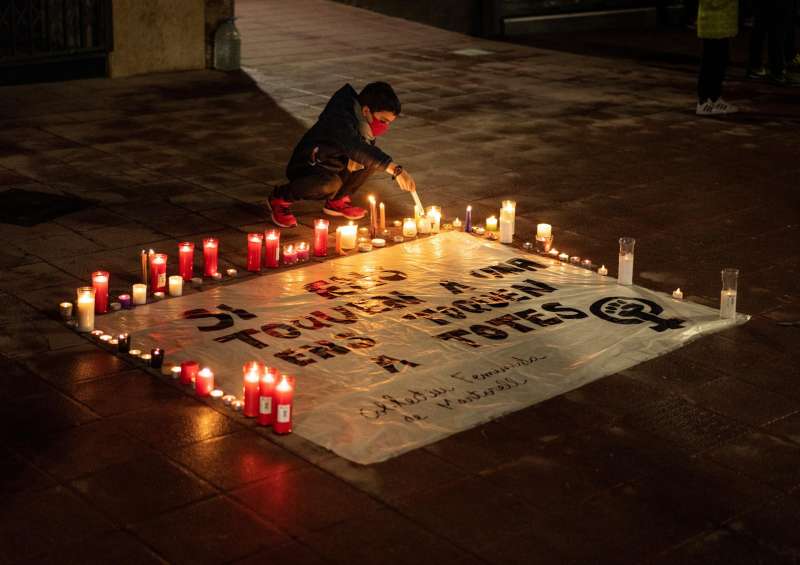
xmin=1 ymin=1 xmax=799 ymax=563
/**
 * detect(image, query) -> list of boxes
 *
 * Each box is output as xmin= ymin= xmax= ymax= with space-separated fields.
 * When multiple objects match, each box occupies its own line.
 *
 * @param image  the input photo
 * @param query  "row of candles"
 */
xmin=87 ymin=327 xmax=295 ymax=433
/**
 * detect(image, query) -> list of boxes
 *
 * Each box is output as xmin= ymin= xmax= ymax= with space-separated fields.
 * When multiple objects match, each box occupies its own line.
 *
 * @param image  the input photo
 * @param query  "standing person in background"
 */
xmin=747 ymin=0 xmax=799 ymax=84
xmin=696 ymin=0 xmax=739 ymax=115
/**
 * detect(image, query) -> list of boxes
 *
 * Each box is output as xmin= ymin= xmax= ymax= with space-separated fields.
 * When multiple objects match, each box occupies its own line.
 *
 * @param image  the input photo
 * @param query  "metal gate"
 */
xmin=0 ymin=0 xmax=113 ymax=83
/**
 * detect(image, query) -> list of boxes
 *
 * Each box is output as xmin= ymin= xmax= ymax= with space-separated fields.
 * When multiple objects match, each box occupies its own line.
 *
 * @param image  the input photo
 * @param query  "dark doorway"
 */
xmin=0 ymin=0 xmax=113 ymax=85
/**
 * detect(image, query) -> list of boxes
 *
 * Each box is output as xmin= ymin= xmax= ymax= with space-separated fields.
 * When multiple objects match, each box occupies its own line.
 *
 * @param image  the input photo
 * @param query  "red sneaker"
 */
xmin=267 ymin=196 xmax=297 ymax=228
xmin=323 ymin=195 xmax=366 ymax=220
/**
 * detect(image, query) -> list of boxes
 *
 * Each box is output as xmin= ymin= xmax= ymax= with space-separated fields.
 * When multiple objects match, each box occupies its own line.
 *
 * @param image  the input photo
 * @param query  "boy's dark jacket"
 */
xmin=286 ymin=84 xmax=393 ymax=179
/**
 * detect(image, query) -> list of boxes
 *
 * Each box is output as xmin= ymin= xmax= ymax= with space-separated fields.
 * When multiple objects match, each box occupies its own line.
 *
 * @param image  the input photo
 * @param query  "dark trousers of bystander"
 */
xmin=698 ymin=38 xmax=730 ymax=102
xmin=748 ymin=0 xmax=793 ymax=75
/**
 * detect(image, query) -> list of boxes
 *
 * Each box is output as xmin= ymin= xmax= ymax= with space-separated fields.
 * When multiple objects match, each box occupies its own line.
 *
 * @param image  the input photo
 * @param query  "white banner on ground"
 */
xmin=98 ymin=232 xmax=746 ymax=464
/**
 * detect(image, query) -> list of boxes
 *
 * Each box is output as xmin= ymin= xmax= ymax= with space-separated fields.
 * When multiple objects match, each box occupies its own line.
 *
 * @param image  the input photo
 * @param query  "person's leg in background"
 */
xmin=747 ymin=0 xmax=769 ymax=77
xmin=785 ymin=0 xmax=799 ymax=69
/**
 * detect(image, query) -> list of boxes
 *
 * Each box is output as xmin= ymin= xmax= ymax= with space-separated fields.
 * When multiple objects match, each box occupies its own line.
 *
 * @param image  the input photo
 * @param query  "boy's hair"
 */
xmin=358 ymin=82 xmax=401 ymax=115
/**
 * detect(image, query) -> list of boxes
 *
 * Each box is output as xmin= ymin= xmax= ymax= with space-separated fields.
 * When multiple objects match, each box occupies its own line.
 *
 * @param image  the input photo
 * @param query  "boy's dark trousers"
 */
xmin=698 ymin=38 xmax=730 ymax=102
xmin=273 ymin=161 xmax=381 ymax=202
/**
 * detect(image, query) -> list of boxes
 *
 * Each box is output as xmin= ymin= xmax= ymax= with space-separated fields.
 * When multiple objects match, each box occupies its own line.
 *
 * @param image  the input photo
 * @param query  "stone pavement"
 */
xmin=1 ymin=0 xmax=799 ymax=563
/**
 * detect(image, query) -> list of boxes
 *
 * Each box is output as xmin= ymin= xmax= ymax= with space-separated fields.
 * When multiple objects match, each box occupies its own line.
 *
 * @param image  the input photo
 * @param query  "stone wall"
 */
xmin=108 ymin=0 xmax=206 ymax=78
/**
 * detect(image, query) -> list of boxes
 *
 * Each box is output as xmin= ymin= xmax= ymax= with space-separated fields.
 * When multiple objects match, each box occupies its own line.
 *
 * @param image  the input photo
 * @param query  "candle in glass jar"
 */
xmin=273 ymin=375 xmax=294 ymax=435
xmin=168 ymin=275 xmax=183 ymax=297
xmin=150 ymin=348 xmax=164 ymax=369
xmin=618 ymin=237 xmax=636 ymax=286
xmin=180 ymin=360 xmax=199 ymax=386
xmin=282 ymin=244 xmax=297 ymax=265
xmin=264 ymin=230 xmax=280 ymax=268
xmin=118 ymin=294 xmax=132 ymax=309
xmin=453 ymin=217 xmax=462 ymax=230
xmin=340 ymin=222 xmax=357 ymax=250
xmin=75 ymin=287 xmax=95 ymax=333
xmin=242 ymin=362 xmax=261 ymax=418
xmin=178 ymin=242 xmax=194 ymax=281
xmin=203 ymin=238 xmax=218 ymax=276
xmin=247 ymin=233 xmax=263 ymax=272
xmin=402 ymin=217 xmax=417 ymax=238
xmin=117 ymin=333 xmax=130 ymax=353
xmin=296 ymin=241 xmax=309 ymax=261
xmin=195 ymin=367 xmax=214 ymax=397
xmin=150 ymin=254 xmax=167 ymax=293
xmin=417 ymin=214 xmax=431 ymax=234
xmin=313 ymin=219 xmax=329 ymax=257
xmin=59 ymin=302 xmax=73 ymax=320
xmin=91 ymin=271 xmax=109 ymax=314
xmin=536 ymin=223 xmax=552 ymax=239
xmin=485 ymin=216 xmax=498 ymax=232
xmin=379 ymin=202 xmax=386 ymax=231
xmin=558 ymin=252 xmax=570 ymax=263
xmin=499 ymin=217 xmax=513 ymax=243
xmin=426 ymin=206 xmax=441 ymax=234
xmin=335 ymin=227 xmax=344 ymax=255
xmin=258 ymin=367 xmax=277 ymax=426
xmin=598 ymin=265 xmax=608 ymax=276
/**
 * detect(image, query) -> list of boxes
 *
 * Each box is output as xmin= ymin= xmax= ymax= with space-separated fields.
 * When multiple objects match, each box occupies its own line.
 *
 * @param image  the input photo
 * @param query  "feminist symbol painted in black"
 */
xmin=590 ymin=297 xmax=686 ymax=333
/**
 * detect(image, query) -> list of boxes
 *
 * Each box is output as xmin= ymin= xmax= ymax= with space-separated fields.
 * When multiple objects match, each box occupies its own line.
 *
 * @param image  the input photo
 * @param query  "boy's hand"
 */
xmin=395 ymin=169 xmax=416 ymax=192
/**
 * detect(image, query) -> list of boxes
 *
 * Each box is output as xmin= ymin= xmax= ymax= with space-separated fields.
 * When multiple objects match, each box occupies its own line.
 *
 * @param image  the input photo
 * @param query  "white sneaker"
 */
xmin=696 ymin=99 xmax=715 ymax=115
xmin=711 ymin=98 xmax=738 ymax=114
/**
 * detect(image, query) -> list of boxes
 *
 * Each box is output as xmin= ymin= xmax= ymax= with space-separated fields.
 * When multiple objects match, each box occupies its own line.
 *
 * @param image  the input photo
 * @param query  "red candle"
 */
xmin=91 ymin=271 xmax=109 ymax=314
xmin=203 ymin=238 xmax=218 ymax=276
xmin=180 ymin=360 xmax=199 ymax=386
xmin=282 ymin=244 xmax=297 ymax=266
xmin=246 ymin=233 xmax=263 ymax=272
xmin=264 ymin=230 xmax=280 ymax=268
xmin=242 ymin=361 xmax=261 ymax=417
xmin=196 ymin=367 xmax=214 ymax=397
xmin=178 ymin=242 xmax=194 ymax=281
xmin=273 ymin=375 xmax=294 ymax=435
xmin=313 ymin=219 xmax=329 ymax=257
xmin=296 ymin=241 xmax=310 ymax=262
xmin=150 ymin=253 xmax=167 ymax=293
xmin=257 ymin=367 xmax=277 ymax=426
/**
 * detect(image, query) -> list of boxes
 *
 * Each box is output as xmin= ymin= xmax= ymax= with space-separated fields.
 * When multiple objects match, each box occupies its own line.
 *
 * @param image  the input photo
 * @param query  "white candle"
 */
xmin=75 ymin=287 xmax=95 ymax=333
xmin=672 ymin=288 xmax=683 ymax=300
xmin=485 ymin=216 xmax=498 ymax=232
xmin=720 ymin=290 xmax=737 ymax=319
xmin=598 ymin=265 xmax=608 ymax=276
xmin=170 ymin=366 xmax=182 ymax=379
xmin=402 ymin=218 xmax=417 ymax=238
xmin=453 ymin=217 xmax=462 ymax=229
xmin=426 ymin=206 xmax=441 ymax=234
xmin=168 ymin=275 xmax=183 ymax=297
xmin=226 ymin=268 xmax=238 ymax=277
xmin=340 ymin=222 xmax=357 ymax=250
xmin=417 ymin=215 xmax=431 ymax=234
xmin=59 ymin=302 xmax=73 ymax=320
xmin=499 ymin=218 xmax=513 ymax=243
xmin=536 ymin=223 xmax=552 ymax=239
xmin=371 ymin=238 xmax=386 ymax=248
xmin=500 ymin=200 xmax=516 ymax=235
xmin=618 ymin=253 xmax=634 ymax=285
xmin=132 ymin=284 xmax=147 ymax=305
xmin=558 ymin=252 xmax=569 ymax=263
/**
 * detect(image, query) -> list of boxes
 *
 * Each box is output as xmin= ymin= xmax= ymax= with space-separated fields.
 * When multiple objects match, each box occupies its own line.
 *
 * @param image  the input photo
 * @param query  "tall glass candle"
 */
xmin=313 ymin=219 xmax=329 ymax=257
xmin=426 ymin=206 xmax=441 ymax=234
xmin=242 ymin=362 xmax=262 ymax=418
xmin=168 ymin=275 xmax=183 ymax=297
xmin=180 ymin=360 xmax=199 ymax=386
xmin=59 ymin=302 xmax=73 ymax=320
xmin=203 ymin=238 xmax=218 ymax=277
xmin=117 ymin=333 xmax=130 ymax=353
xmin=265 ymin=230 xmax=280 ymax=268
xmin=273 ymin=375 xmax=294 ymax=435
xmin=178 ymin=242 xmax=194 ymax=281
xmin=465 ymin=205 xmax=472 ymax=233
xmin=486 ymin=216 xmax=498 ymax=232
xmin=132 ymin=283 xmax=147 ymax=306
xmin=150 ymin=348 xmax=164 ymax=369
xmin=118 ymin=294 xmax=132 ymax=309
xmin=91 ymin=271 xmax=109 ymax=314
xmin=150 ymin=253 xmax=167 ymax=293
xmin=499 ymin=217 xmax=513 ymax=243
xmin=417 ymin=215 xmax=432 ymax=235
xmin=196 ymin=367 xmax=214 ymax=397
xmin=247 ymin=233 xmax=263 ymax=272
xmin=282 ymin=244 xmax=297 ymax=265
xmin=720 ymin=268 xmax=738 ymax=319
xmin=75 ymin=287 xmax=95 ymax=333
xmin=379 ymin=202 xmax=386 ymax=231
xmin=618 ymin=237 xmax=636 ymax=285
xmin=258 ymin=367 xmax=277 ymax=426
